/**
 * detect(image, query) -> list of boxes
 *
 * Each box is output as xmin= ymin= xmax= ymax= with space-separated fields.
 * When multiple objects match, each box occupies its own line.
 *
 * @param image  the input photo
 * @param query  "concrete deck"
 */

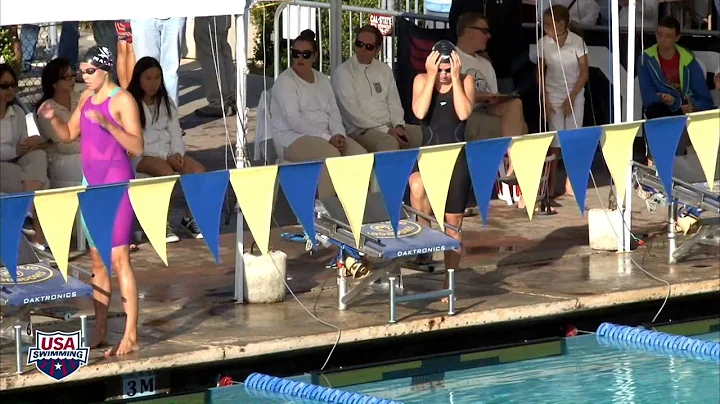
xmin=2 ymin=60 xmax=719 ymax=393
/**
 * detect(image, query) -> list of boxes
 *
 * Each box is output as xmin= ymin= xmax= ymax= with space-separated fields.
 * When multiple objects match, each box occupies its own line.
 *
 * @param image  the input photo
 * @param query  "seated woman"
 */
xmin=36 ymin=57 xmax=83 ymax=186
xmin=409 ymin=43 xmax=474 ymax=300
xmin=270 ymin=29 xmax=367 ymax=200
xmin=127 ymin=56 xmax=203 ymax=242
xmin=0 ymin=63 xmax=49 ymax=250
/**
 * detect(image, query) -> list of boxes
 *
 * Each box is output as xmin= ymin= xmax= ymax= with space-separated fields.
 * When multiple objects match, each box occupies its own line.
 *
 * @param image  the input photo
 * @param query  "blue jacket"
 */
xmin=638 ymin=44 xmax=714 ymax=112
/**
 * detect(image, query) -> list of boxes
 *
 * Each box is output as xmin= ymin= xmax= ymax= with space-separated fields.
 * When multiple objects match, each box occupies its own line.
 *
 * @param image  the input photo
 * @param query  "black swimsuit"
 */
xmin=415 ymin=78 xmax=472 ymax=215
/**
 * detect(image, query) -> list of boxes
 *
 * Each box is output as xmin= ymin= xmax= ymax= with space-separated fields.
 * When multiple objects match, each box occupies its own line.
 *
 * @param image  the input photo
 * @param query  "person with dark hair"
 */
xmin=35 ymin=57 xmax=83 ymax=186
xmin=0 ymin=63 xmax=48 ymax=249
xmin=409 ymin=44 xmax=474 ymax=296
xmin=539 ymin=5 xmax=589 ymax=198
xmin=38 ymin=46 xmax=143 ymax=357
xmin=331 ymin=25 xmax=422 ymax=152
xmin=270 ymin=29 xmax=367 ymax=199
xmin=127 ymin=56 xmax=205 ymax=243
xmin=638 ymin=16 xmax=714 ymax=163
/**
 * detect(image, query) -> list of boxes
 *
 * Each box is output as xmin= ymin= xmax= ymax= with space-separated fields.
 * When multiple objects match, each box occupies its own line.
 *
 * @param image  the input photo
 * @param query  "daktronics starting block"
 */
xmin=313 ymin=192 xmax=458 ymax=323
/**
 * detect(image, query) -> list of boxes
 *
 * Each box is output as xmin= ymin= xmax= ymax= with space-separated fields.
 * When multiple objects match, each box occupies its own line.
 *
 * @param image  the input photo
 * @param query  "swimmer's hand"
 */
xmin=85 ymin=110 xmax=110 ymax=129
xmin=38 ymin=102 xmax=55 ymax=120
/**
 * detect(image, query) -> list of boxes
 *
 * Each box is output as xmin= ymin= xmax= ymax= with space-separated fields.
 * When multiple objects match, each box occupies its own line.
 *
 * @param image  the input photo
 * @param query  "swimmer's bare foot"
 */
xmin=104 ymin=337 xmax=139 ymax=357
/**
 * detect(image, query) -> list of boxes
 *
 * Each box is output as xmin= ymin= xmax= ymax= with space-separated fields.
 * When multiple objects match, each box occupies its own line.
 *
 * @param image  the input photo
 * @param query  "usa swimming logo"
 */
xmin=27 ymin=331 xmax=89 ymax=381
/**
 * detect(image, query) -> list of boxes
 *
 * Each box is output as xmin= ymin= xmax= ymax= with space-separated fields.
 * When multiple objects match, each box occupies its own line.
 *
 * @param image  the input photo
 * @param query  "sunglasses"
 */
xmin=0 ymin=82 xmax=16 ymax=90
xmin=470 ymin=26 xmax=491 ymax=35
xmin=79 ymin=67 xmax=99 ymax=75
xmin=354 ymin=40 xmax=377 ymax=51
xmin=291 ymin=49 xmax=313 ymax=59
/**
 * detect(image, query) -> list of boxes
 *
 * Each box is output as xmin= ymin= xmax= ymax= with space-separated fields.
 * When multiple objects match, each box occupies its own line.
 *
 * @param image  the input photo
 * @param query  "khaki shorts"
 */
xmin=465 ymin=110 xmax=502 ymax=142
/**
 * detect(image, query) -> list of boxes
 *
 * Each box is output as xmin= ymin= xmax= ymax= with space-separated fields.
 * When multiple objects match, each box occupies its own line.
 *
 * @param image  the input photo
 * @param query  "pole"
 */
xmin=622 ymin=0 xmax=636 ymax=253
xmin=330 ymin=0 xmax=343 ymax=70
xmin=234 ymin=7 xmax=250 ymax=303
xmin=610 ymin=0 xmax=626 ymax=253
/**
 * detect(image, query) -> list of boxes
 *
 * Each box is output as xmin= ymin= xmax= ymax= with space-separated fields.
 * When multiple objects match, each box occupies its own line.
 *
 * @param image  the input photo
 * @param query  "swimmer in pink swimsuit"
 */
xmin=39 ymin=45 xmax=145 ymax=357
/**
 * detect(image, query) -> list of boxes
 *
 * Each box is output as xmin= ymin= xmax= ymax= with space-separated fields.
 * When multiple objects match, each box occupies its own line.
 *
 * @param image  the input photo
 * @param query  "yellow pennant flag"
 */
xmin=687 ymin=109 xmax=720 ymax=190
xmin=508 ymin=133 xmax=554 ymax=220
xmin=601 ymin=121 xmax=642 ymax=203
xmin=34 ymin=186 xmax=85 ymax=282
xmin=326 ymin=154 xmax=375 ymax=248
xmin=229 ymin=166 xmax=278 ymax=255
xmin=418 ymin=143 xmax=464 ymax=231
xmin=128 ymin=176 xmax=178 ymax=266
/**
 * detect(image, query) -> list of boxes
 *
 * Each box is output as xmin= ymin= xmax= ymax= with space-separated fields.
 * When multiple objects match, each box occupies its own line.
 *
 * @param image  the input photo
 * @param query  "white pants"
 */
xmin=48 ymin=153 xmax=83 ymax=186
xmin=548 ymin=94 xmax=585 ymax=148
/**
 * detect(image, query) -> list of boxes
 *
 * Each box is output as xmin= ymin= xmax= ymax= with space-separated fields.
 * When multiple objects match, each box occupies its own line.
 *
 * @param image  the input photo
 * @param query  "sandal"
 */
xmin=281 ymin=232 xmax=307 ymax=243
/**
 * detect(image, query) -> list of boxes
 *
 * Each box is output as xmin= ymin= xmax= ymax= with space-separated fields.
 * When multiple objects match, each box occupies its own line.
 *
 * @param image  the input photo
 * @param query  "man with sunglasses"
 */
xmin=331 ymin=25 xmax=422 ymax=152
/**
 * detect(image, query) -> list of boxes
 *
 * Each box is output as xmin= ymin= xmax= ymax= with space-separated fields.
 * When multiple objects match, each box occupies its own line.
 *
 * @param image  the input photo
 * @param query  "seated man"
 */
xmin=638 ymin=16 xmax=714 ymax=162
xmin=332 ymin=25 xmax=422 ymax=152
xmin=271 ymin=29 xmax=367 ymax=200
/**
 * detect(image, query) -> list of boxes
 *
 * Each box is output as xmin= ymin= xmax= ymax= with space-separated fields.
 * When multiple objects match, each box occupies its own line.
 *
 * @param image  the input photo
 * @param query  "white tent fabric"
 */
xmin=0 ymin=1 xmax=252 ymax=25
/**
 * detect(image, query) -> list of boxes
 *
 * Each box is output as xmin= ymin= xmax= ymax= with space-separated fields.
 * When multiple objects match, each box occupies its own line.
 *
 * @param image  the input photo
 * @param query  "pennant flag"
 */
xmin=180 ymin=170 xmax=230 ymax=264
xmin=128 ymin=176 xmax=178 ymax=265
xmin=557 ymin=126 xmax=603 ymax=215
xmin=78 ymin=184 xmax=127 ymax=274
xmin=687 ymin=109 xmax=720 ymax=190
xmin=229 ymin=166 xmax=278 ymax=255
xmin=508 ymin=133 xmax=554 ymax=220
xmin=373 ymin=149 xmax=419 ymax=235
xmin=465 ymin=138 xmax=512 ymax=224
xmin=601 ymin=121 xmax=642 ymax=203
xmin=0 ymin=193 xmax=34 ymax=283
xmin=644 ymin=115 xmax=688 ymax=198
xmin=418 ymin=143 xmax=464 ymax=231
xmin=279 ymin=162 xmax=323 ymax=246
xmin=34 ymin=186 xmax=85 ymax=281
xmin=326 ymin=154 xmax=375 ymax=247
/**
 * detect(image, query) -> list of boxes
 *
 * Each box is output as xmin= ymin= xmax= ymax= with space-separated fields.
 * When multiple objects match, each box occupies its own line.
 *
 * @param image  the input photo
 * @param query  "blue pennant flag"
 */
xmin=279 ymin=162 xmax=323 ymax=247
xmin=78 ymin=183 xmax=127 ymax=275
xmin=558 ymin=126 xmax=602 ymax=215
xmin=466 ymin=138 xmax=512 ymax=224
xmin=373 ymin=149 xmax=418 ymax=236
xmin=644 ymin=115 xmax=688 ymax=198
xmin=180 ymin=170 xmax=230 ymax=264
xmin=0 ymin=193 xmax=34 ymax=283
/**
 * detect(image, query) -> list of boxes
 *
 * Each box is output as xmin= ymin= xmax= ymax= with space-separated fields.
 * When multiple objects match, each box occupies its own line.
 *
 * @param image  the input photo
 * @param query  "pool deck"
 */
xmin=3 ymin=61 xmax=719 ymax=393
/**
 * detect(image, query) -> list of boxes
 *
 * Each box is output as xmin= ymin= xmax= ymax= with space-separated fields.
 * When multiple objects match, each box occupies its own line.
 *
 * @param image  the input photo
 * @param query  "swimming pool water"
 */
xmin=352 ymin=332 xmax=720 ymax=404
xmin=208 ymin=332 xmax=719 ymax=404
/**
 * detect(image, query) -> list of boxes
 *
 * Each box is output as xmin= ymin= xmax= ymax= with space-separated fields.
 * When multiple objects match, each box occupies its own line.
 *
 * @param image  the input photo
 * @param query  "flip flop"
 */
xmin=281 ymin=233 xmax=307 ymax=243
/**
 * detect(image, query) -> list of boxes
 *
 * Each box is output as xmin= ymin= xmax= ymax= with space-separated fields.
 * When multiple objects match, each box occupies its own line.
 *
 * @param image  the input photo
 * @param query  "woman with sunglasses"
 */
xmin=35 ymin=57 xmax=83 ymax=186
xmin=0 ymin=63 xmax=49 ymax=250
xmin=409 ymin=42 xmax=475 ymax=301
xmin=270 ymin=29 xmax=367 ymax=199
xmin=38 ymin=46 xmax=143 ymax=358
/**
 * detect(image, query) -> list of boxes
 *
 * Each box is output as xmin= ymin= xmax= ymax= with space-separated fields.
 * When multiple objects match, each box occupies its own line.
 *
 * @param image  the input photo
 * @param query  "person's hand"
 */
xmin=450 ymin=51 xmax=462 ymax=83
xmin=562 ymin=98 xmax=572 ymax=117
xmin=24 ymin=136 xmax=42 ymax=149
xmin=15 ymin=141 xmax=29 ymax=157
xmin=388 ymin=127 xmax=409 ymax=149
xmin=681 ymin=103 xmax=695 ymax=114
xmin=544 ymin=99 xmax=555 ymax=117
xmin=167 ymin=153 xmax=184 ymax=171
xmin=658 ymin=93 xmax=674 ymax=106
xmin=37 ymin=102 xmax=55 ymax=120
xmin=329 ymin=134 xmax=345 ymax=153
xmin=425 ymin=51 xmax=441 ymax=76
xmin=85 ymin=110 xmax=110 ymax=129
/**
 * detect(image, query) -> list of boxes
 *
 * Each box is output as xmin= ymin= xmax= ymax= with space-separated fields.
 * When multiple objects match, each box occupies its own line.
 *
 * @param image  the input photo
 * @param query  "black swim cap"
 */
xmin=82 ymin=45 xmax=114 ymax=71
xmin=432 ymin=40 xmax=455 ymax=61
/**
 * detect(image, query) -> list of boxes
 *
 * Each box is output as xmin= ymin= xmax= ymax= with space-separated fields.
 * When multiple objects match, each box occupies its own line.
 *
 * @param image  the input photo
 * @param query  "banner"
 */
xmin=326 ymin=154 xmax=375 ymax=248
xmin=128 ymin=176 xmax=178 ymax=266
xmin=229 ymin=166 xmax=278 ymax=255
xmin=34 ymin=186 xmax=84 ymax=281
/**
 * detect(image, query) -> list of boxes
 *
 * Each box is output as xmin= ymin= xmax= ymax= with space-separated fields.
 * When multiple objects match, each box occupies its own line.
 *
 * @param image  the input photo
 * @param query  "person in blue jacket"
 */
xmin=637 ymin=16 xmax=714 ymax=163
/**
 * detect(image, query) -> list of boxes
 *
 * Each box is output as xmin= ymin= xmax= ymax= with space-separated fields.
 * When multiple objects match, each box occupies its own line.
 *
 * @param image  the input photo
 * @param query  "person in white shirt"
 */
xmin=0 ymin=63 xmax=48 ymax=248
xmin=455 ymin=13 xmax=528 ymax=142
xmin=332 ymin=25 xmax=422 ymax=152
xmin=271 ymin=30 xmax=367 ymax=199
xmin=35 ymin=58 xmax=83 ymax=185
xmin=127 ymin=57 xmax=205 ymax=243
xmin=539 ymin=5 xmax=589 ymax=198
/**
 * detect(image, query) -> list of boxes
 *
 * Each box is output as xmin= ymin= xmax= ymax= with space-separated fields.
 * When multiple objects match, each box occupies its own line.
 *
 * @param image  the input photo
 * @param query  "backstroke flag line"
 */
xmin=644 ymin=115 xmax=689 ymax=199
xmin=0 ymin=193 xmax=33 ymax=283
xmin=128 ymin=176 xmax=178 ymax=266
xmin=78 ymin=183 xmax=127 ymax=275
xmin=229 ymin=166 xmax=278 ymax=255
xmin=326 ymin=153 xmax=375 ymax=248
xmin=180 ymin=170 xmax=230 ymax=264
xmin=601 ymin=122 xmax=642 ymax=203
xmin=686 ymin=109 xmax=720 ymax=190
xmin=508 ymin=133 xmax=554 ymax=220
xmin=373 ymin=149 xmax=419 ymax=236
xmin=465 ymin=137 xmax=512 ymax=225
xmin=558 ymin=126 xmax=603 ymax=215
xmin=34 ymin=186 xmax=84 ymax=282
xmin=418 ymin=143 xmax=464 ymax=231
xmin=279 ymin=162 xmax=323 ymax=247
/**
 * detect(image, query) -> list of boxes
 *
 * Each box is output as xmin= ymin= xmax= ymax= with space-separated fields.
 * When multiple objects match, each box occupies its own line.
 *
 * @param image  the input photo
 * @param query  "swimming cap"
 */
xmin=432 ymin=40 xmax=455 ymax=61
xmin=82 ymin=46 xmax=114 ymax=71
